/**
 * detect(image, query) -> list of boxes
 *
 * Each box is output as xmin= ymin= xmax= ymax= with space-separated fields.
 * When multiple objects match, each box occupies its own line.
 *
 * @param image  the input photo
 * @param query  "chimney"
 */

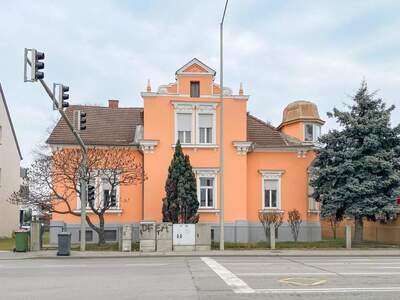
xmin=108 ymin=99 xmax=119 ymax=108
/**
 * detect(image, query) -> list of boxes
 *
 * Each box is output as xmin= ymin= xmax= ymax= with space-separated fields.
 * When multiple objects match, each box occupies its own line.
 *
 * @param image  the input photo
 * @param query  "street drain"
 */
xmin=279 ymin=277 xmax=327 ymax=286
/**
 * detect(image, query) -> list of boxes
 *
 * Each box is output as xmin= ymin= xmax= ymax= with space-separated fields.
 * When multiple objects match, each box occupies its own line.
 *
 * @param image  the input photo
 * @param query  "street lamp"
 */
xmin=219 ymin=0 xmax=228 ymax=251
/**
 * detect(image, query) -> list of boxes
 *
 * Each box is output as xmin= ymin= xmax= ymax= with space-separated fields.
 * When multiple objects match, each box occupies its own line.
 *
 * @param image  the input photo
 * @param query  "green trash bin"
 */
xmin=15 ymin=230 xmax=30 ymax=252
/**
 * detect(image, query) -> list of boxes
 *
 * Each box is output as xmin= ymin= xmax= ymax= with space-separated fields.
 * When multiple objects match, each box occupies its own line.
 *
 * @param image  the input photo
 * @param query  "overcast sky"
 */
xmin=1 ymin=0 xmax=399 ymax=165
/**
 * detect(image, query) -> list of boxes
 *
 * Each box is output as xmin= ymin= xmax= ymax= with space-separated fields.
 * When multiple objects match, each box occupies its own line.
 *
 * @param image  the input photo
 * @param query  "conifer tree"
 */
xmin=311 ymin=82 xmax=400 ymax=242
xmin=162 ymin=141 xmax=199 ymax=223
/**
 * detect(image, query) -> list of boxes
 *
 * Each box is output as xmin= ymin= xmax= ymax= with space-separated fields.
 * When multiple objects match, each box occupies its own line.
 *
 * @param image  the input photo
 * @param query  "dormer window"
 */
xmin=304 ymin=123 xmax=321 ymax=143
xmin=190 ymin=81 xmax=200 ymax=97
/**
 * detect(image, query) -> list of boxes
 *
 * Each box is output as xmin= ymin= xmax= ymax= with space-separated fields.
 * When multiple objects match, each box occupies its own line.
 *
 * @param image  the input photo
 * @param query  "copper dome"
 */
xmin=280 ymin=100 xmax=324 ymax=126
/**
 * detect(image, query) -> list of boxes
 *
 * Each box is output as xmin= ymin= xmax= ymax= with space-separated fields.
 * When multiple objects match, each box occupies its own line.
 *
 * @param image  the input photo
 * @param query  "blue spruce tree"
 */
xmin=311 ymin=82 xmax=400 ymax=242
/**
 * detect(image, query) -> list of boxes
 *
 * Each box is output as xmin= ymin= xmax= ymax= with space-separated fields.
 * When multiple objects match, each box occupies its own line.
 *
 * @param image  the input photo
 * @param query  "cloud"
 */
xmin=1 ymin=0 xmax=399 ymax=164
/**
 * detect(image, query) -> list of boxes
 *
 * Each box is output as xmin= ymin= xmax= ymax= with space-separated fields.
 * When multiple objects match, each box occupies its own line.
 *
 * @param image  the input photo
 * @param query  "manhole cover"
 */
xmin=279 ymin=277 xmax=327 ymax=286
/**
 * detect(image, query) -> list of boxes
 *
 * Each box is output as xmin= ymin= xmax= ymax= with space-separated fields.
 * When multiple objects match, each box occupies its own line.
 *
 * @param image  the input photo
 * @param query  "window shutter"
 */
xmin=177 ymin=113 xmax=192 ymax=131
xmin=199 ymin=114 xmax=212 ymax=128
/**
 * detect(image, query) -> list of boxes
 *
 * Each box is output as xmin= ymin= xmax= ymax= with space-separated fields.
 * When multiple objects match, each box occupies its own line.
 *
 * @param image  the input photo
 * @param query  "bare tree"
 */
xmin=258 ymin=211 xmax=283 ymax=245
xmin=288 ymin=209 xmax=302 ymax=242
xmin=9 ymin=146 xmax=145 ymax=245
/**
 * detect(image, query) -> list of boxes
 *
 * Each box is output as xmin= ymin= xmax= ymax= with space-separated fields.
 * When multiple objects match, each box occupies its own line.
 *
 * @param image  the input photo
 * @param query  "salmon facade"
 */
xmin=48 ymin=58 xmax=324 ymax=244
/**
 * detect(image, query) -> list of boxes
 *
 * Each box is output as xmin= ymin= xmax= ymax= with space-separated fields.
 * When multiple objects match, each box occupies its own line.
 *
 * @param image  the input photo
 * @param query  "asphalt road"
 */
xmin=2 ymin=256 xmax=400 ymax=299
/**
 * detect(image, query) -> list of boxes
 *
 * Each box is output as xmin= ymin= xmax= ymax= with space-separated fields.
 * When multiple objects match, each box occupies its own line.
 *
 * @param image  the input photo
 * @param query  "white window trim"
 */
xmin=76 ymin=174 xmax=121 ymax=211
xmin=259 ymin=170 xmax=284 ymax=210
xmin=193 ymin=168 xmax=218 ymax=210
xmin=196 ymin=105 xmax=216 ymax=145
xmin=304 ymin=123 xmax=321 ymax=143
xmin=173 ymin=102 xmax=217 ymax=146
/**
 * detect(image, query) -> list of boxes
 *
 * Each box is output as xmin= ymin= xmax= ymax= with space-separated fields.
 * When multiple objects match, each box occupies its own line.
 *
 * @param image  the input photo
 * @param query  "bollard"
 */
xmin=345 ymin=225 xmax=352 ymax=249
xmin=269 ymin=223 xmax=276 ymax=250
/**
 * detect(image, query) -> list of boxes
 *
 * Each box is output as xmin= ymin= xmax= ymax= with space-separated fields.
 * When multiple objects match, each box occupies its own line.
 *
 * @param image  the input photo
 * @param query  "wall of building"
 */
xmin=0 ymin=96 xmax=21 ymax=237
xmin=52 ymin=148 xmax=143 ymax=225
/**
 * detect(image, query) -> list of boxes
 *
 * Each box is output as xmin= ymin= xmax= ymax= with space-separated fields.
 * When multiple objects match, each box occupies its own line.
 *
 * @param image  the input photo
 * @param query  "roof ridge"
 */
xmin=248 ymin=113 xmax=277 ymax=130
xmin=67 ymin=105 xmax=143 ymax=110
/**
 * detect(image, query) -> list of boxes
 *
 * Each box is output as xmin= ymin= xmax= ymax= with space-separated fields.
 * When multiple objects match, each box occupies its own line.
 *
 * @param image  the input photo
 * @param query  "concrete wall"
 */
xmin=50 ymin=220 xmax=321 ymax=244
xmin=0 ymin=85 xmax=21 ymax=237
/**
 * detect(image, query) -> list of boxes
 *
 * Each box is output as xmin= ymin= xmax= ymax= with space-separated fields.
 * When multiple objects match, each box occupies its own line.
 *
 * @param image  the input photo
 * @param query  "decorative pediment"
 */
xmin=139 ymin=140 xmax=159 ymax=154
xmin=233 ymin=141 xmax=253 ymax=155
xmin=175 ymin=58 xmax=216 ymax=76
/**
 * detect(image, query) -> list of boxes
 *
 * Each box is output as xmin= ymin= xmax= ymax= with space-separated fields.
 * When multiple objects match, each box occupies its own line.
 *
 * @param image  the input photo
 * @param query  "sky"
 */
xmin=1 ymin=0 xmax=399 ymax=165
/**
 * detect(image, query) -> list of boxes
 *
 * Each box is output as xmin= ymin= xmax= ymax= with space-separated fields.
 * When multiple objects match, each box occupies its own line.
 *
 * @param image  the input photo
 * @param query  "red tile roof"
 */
xmin=47 ymin=105 xmax=143 ymax=146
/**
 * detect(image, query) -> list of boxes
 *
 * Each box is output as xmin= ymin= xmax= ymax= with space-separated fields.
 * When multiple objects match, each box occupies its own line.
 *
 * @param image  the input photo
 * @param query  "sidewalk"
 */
xmin=1 ymin=248 xmax=400 ymax=260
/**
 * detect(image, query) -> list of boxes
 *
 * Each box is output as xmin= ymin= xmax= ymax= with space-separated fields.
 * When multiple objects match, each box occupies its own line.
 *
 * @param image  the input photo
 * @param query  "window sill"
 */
xmin=172 ymin=144 xmax=219 ymax=149
xmin=73 ymin=209 xmax=122 ymax=214
xmin=308 ymin=209 xmax=320 ymax=214
xmin=198 ymin=208 xmax=220 ymax=213
xmin=258 ymin=208 xmax=284 ymax=213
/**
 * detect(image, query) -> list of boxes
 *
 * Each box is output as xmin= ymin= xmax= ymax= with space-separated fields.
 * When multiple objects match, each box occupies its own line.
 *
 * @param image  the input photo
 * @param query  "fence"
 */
xmin=321 ymin=218 xmax=400 ymax=245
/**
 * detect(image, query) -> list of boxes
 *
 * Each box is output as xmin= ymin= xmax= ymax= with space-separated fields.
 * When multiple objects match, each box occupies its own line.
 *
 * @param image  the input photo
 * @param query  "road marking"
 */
xmin=125 ymin=263 xmax=168 ymax=267
xmin=238 ymin=272 xmax=400 ymax=276
xmin=201 ymin=257 xmax=254 ymax=294
xmin=254 ymin=287 xmax=400 ymax=294
xmin=279 ymin=277 xmax=327 ymax=286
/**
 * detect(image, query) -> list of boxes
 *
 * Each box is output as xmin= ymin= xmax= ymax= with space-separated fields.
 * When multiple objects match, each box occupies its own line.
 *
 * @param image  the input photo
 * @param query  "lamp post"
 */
xmin=219 ymin=0 xmax=228 ymax=251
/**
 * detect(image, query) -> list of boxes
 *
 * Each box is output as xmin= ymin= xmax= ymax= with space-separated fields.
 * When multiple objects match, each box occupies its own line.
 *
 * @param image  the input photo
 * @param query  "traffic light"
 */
xmin=110 ymin=190 xmax=117 ymax=207
xmin=87 ymin=185 xmax=95 ymax=207
xmin=79 ymin=111 xmax=87 ymax=130
xmin=31 ymin=49 xmax=45 ymax=81
xmin=60 ymin=85 xmax=69 ymax=108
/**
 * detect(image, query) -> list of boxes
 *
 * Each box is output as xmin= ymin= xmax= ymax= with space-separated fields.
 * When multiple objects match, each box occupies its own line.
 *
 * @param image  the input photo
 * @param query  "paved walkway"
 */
xmin=1 ymin=248 xmax=400 ymax=260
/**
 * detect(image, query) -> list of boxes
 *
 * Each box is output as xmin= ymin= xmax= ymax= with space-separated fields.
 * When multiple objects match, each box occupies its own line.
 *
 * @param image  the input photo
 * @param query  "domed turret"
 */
xmin=278 ymin=100 xmax=324 ymax=143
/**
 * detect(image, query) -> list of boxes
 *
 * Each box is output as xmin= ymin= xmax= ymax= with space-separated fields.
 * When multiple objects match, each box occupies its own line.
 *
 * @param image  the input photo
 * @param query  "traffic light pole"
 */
xmin=27 ymin=57 xmax=88 ymax=251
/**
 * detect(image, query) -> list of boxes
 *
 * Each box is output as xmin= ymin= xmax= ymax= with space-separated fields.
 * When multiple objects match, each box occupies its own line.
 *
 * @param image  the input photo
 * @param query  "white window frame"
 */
xmin=193 ymin=169 xmax=218 ymax=209
xmin=173 ymin=102 xmax=217 ymax=146
xmin=196 ymin=105 xmax=216 ymax=145
xmin=174 ymin=104 xmax=194 ymax=144
xmin=260 ymin=170 xmax=283 ymax=210
xmin=304 ymin=123 xmax=321 ymax=143
xmin=77 ymin=173 xmax=120 ymax=210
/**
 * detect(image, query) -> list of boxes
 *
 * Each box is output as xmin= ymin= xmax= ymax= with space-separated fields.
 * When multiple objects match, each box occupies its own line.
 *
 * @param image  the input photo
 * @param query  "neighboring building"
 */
xmin=48 ymin=58 xmax=324 ymax=243
xmin=0 ymin=83 xmax=23 ymax=237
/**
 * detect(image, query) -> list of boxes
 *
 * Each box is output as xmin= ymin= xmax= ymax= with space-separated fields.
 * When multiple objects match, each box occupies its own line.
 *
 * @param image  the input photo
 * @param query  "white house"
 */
xmin=0 ymin=83 xmax=22 ymax=237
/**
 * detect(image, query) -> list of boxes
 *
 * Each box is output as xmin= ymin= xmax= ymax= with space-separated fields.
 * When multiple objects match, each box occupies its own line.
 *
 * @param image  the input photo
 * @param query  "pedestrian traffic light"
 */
xmin=80 ymin=111 xmax=87 ymax=130
xmin=60 ymin=85 xmax=69 ymax=108
xmin=88 ymin=185 xmax=95 ymax=207
xmin=31 ymin=49 xmax=45 ymax=81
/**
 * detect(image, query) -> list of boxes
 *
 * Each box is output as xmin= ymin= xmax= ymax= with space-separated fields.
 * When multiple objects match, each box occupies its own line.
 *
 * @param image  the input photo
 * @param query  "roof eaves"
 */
xmin=0 ymin=83 xmax=22 ymax=160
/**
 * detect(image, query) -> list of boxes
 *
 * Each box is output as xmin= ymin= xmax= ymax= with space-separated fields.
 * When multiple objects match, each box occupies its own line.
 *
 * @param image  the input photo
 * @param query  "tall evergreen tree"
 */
xmin=162 ymin=141 xmax=199 ymax=223
xmin=311 ymin=82 xmax=400 ymax=242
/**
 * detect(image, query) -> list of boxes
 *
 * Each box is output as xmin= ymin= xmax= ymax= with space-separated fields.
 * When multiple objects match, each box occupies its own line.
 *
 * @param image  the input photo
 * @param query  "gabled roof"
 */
xmin=47 ymin=105 xmax=144 ymax=146
xmin=175 ymin=58 xmax=216 ymax=76
xmin=247 ymin=114 xmax=302 ymax=148
xmin=0 ymin=83 xmax=22 ymax=160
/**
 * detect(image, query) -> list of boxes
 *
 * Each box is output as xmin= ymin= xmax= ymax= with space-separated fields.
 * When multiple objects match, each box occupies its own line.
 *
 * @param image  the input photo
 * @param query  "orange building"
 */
xmin=48 ymin=58 xmax=324 ymax=244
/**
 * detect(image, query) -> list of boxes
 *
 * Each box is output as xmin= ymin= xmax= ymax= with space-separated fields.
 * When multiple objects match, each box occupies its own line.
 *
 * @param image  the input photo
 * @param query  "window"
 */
xmin=104 ymin=230 xmax=117 ymax=241
xmin=304 ymin=123 xmax=321 ymax=142
xmin=78 ymin=174 xmax=119 ymax=210
xmin=260 ymin=170 xmax=283 ymax=209
xmin=190 ymin=81 xmax=200 ymax=97
xmin=176 ymin=113 xmax=192 ymax=144
xmin=308 ymin=172 xmax=319 ymax=212
xmin=199 ymin=177 xmax=215 ymax=208
xmin=198 ymin=114 xmax=213 ymax=144
xmin=264 ymin=179 xmax=279 ymax=208
xmin=101 ymin=179 xmax=118 ymax=208
xmin=79 ymin=230 xmax=93 ymax=242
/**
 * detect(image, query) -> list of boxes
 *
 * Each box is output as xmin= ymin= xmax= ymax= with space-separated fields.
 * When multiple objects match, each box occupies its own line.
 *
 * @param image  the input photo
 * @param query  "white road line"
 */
xmin=255 ymin=287 xmax=400 ymax=294
xmin=125 ymin=263 xmax=168 ymax=267
xmin=238 ymin=272 xmax=400 ymax=276
xmin=201 ymin=257 xmax=254 ymax=294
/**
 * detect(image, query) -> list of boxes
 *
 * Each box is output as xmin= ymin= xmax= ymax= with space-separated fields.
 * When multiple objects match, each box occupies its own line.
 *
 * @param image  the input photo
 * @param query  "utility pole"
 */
xmin=219 ymin=0 xmax=228 ymax=251
xmin=24 ymin=49 xmax=88 ymax=251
